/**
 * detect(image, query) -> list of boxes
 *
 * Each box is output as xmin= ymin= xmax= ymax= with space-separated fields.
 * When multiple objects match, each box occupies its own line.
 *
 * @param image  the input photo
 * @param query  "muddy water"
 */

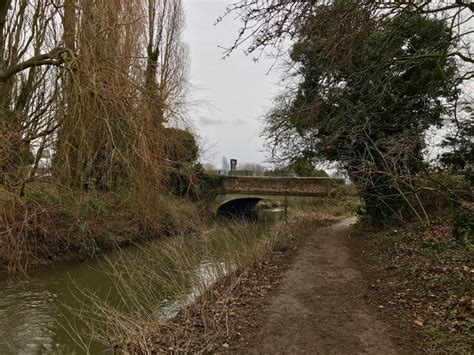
xmin=0 ymin=209 xmax=282 ymax=354
xmin=0 ymin=250 xmax=127 ymax=354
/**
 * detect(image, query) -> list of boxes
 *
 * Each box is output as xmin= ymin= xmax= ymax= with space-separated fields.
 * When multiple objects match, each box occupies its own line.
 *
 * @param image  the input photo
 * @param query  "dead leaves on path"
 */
xmin=414 ymin=318 xmax=424 ymax=327
xmin=366 ymin=222 xmax=473 ymax=352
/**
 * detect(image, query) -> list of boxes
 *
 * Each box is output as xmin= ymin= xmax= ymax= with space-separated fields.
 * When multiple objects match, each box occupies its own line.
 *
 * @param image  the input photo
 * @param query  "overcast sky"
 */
xmin=182 ymin=0 xmax=282 ymax=169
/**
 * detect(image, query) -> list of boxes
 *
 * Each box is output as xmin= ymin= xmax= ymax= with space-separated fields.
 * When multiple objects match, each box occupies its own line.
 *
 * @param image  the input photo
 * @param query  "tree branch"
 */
xmin=0 ymin=47 xmax=66 ymax=82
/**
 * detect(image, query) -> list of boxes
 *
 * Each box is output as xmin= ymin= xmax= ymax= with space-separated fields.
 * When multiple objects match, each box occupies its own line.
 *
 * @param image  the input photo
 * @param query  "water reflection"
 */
xmin=0 ymin=260 xmax=115 ymax=354
xmin=1 ymin=285 xmax=57 ymax=353
xmin=0 ymin=208 xmax=283 ymax=354
xmin=159 ymin=261 xmax=230 ymax=320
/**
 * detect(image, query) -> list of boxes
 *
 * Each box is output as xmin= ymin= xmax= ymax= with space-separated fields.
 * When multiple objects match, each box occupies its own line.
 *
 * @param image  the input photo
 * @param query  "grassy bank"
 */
xmin=356 ymin=221 xmax=473 ymax=353
xmin=0 ymin=183 xmax=203 ymax=275
xmin=71 ymin=220 xmax=279 ymax=352
xmin=69 ymin=194 xmax=358 ymax=353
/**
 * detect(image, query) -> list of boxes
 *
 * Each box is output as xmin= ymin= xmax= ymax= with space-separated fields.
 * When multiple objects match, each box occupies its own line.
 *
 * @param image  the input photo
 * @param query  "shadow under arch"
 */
xmin=216 ymin=197 xmax=264 ymax=220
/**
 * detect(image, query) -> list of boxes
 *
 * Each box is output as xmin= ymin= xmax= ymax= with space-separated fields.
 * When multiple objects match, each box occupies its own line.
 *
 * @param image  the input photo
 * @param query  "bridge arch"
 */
xmin=216 ymin=197 xmax=264 ymax=219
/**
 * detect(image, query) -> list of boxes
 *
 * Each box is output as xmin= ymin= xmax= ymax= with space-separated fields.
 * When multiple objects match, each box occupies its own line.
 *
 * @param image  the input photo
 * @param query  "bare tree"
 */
xmin=145 ymin=0 xmax=189 ymax=124
xmin=54 ymin=0 xmax=145 ymax=190
xmin=237 ymin=162 xmax=267 ymax=176
xmin=0 ymin=0 xmax=191 ymax=195
xmin=224 ymin=0 xmax=473 ymax=77
xmin=52 ymin=0 xmax=190 ymax=192
xmin=0 ymin=0 xmax=67 ymax=191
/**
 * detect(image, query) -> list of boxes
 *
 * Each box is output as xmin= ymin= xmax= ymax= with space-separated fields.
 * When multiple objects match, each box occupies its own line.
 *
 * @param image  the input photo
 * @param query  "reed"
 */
xmin=71 ymin=219 xmax=278 ymax=353
xmin=67 ymin=195 xmax=358 ymax=353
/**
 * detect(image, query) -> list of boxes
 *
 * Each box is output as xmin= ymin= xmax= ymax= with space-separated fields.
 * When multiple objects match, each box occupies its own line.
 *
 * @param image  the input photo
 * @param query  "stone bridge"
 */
xmin=213 ymin=176 xmax=344 ymax=218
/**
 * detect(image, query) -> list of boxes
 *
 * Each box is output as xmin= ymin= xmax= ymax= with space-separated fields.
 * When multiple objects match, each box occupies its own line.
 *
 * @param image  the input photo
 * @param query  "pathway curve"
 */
xmin=250 ymin=218 xmax=399 ymax=354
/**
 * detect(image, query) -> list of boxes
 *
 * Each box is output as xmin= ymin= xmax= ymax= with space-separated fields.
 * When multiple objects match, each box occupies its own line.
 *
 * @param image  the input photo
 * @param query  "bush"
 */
xmin=0 ymin=183 xmax=203 ymax=274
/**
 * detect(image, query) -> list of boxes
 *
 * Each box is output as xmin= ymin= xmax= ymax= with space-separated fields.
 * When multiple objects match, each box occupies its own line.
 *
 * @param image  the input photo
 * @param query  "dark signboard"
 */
xmin=230 ymin=159 xmax=237 ymax=173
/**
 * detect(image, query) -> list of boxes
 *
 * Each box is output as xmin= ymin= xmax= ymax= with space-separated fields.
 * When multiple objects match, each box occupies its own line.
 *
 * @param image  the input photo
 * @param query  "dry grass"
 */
xmin=0 ymin=183 xmax=202 ymax=275
xmin=70 ymin=220 xmax=277 ymax=353
xmin=68 ymin=194 xmax=358 ymax=353
xmin=287 ymin=186 xmax=359 ymax=226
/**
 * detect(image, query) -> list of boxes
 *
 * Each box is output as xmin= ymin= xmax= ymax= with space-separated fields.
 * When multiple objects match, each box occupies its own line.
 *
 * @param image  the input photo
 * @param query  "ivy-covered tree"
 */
xmin=441 ymin=109 xmax=473 ymax=184
xmin=265 ymin=3 xmax=459 ymax=225
xmin=164 ymin=127 xmax=200 ymax=197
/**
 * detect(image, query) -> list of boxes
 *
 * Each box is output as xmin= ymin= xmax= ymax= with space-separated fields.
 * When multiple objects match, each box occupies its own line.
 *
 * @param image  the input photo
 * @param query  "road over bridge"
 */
xmin=213 ymin=176 xmax=344 ymax=218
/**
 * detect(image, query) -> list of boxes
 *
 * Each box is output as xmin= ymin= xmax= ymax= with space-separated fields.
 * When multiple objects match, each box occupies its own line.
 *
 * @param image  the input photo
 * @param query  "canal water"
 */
xmin=0 ymin=208 xmax=283 ymax=354
xmin=0 ymin=247 xmax=137 ymax=354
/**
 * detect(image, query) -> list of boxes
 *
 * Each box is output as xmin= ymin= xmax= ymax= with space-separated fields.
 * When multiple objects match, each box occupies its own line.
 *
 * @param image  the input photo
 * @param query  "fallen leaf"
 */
xmin=414 ymin=318 xmax=424 ymax=326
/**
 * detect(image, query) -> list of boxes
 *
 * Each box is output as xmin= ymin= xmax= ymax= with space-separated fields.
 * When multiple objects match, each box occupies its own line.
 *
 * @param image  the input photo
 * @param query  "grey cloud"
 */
xmin=234 ymin=118 xmax=247 ymax=125
xmin=199 ymin=117 xmax=226 ymax=126
xmin=184 ymin=0 xmax=281 ymax=166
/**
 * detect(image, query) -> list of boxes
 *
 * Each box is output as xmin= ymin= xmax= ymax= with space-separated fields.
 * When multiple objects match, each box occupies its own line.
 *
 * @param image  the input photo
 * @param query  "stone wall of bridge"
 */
xmin=222 ymin=176 xmax=344 ymax=195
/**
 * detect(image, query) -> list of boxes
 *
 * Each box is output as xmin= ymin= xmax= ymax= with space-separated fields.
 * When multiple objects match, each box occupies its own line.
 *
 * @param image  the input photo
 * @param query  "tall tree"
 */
xmin=54 ymin=0 xmax=190 ymax=192
xmin=0 ymin=0 xmax=191 ymax=196
xmin=225 ymin=0 xmax=473 ymax=72
xmin=265 ymin=3 xmax=459 ymax=225
xmin=145 ymin=0 xmax=188 ymax=125
xmin=441 ymin=108 xmax=474 ymax=184
xmin=0 ymin=0 xmax=66 ymax=191
xmin=54 ymin=0 xmax=144 ymax=190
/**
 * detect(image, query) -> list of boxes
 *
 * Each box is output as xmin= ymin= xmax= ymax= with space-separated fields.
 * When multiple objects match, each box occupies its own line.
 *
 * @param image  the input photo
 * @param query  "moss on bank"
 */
xmin=0 ymin=183 xmax=203 ymax=274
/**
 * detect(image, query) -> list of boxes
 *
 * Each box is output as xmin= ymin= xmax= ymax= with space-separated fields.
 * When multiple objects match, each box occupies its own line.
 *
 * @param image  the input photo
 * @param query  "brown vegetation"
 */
xmin=0 ymin=0 xmax=202 ymax=275
xmin=69 ymin=195 xmax=357 ymax=353
xmin=0 ymin=183 xmax=202 ymax=275
xmin=352 ymin=221 xmax=473 ymax=353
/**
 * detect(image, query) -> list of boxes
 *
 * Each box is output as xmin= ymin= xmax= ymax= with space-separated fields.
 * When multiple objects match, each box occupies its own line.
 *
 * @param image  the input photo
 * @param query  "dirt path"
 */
xmin=248 ymin=218 xmax=400 ymax=354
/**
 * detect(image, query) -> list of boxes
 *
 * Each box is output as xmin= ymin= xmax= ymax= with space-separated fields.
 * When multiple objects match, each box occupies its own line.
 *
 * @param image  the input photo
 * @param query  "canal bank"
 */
xmin=0 ymin=208 xmax=287 ymax=353
xmin=0 ymin=186 xmax=204 ymax=275
xmin=0 ymin=193 xmax=358 ymax=353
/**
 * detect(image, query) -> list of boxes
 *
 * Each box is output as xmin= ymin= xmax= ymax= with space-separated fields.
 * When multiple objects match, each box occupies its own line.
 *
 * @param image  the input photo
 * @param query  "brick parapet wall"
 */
xmin=222 ymin=176 xmax=344 ymax=194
